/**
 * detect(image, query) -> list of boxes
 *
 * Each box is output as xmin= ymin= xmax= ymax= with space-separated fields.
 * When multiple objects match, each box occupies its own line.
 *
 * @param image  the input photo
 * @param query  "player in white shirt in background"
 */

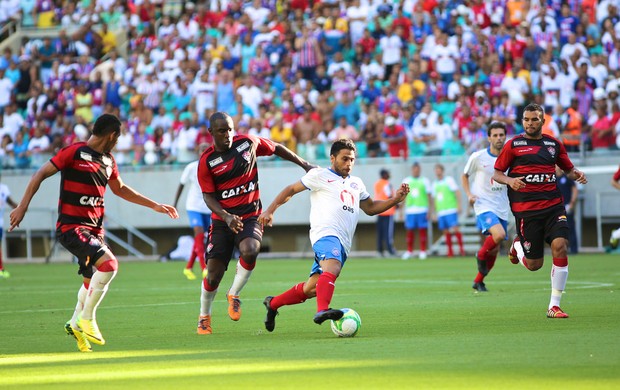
xmin=173 ymin=143 xmax=212 ymax=280
xmin=258 ymin=139 xmax=409 ymax=331
xmin=0 ymin=179 xmax=17 ymax=278
xmin=461 ymin=122 xmax=510 ymax=292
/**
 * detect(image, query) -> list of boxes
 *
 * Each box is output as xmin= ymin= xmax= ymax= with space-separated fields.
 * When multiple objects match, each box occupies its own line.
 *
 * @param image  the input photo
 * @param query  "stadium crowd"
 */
xmin=1 ymin=0 xmax=620 ymax=169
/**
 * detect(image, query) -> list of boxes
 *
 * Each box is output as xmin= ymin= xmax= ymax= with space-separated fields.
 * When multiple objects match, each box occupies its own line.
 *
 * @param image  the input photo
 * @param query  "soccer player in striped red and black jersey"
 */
xmin=195 ymin=112 xmax=314 ymax=334
xmin=493 ymin=103 xmax=587 ymax=319
xmin=9 ymin=114 xmax=178 ymax=351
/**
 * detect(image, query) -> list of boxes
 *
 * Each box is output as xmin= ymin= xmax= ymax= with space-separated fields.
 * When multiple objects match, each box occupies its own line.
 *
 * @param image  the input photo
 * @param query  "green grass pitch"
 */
xmin=1 ymin=253 xmax=619 ymax=389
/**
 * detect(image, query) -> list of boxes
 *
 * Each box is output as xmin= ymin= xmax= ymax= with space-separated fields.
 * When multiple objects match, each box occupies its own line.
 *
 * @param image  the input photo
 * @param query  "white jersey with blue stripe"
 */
xmin=463 ymin=147 xmax=510 ymax=220
xmin=301 ymin=168 xmax=370 ymax=255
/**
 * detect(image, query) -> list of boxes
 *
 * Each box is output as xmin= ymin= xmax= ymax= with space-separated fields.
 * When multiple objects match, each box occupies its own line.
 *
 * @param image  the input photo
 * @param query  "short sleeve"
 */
xmin=300 ymin=168 xmax=322 ymax=191
xmin=50 ymin=144 xmax=77 ymax=171
xmin=250 ymin=134 xmax=276 ymax=157
xmin=197 ymin=154 xmax=215 ymax=193
xmin=180 ymin=162 xmax=193 ymax=185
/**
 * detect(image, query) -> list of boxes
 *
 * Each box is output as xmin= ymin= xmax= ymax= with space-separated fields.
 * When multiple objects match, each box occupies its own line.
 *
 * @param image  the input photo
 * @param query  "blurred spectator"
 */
xmin=382 ymin=116 xmax=408 ymax=159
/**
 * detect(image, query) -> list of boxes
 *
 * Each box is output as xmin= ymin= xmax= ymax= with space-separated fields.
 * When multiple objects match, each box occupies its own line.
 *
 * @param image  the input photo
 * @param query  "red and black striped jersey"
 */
xmin=197 ymin=134 xmax=276 ymax=221
xmin=50 ymin=142 xmax=119 ymax=233
xmin=494 ymin=134 xmax=573 ymax=216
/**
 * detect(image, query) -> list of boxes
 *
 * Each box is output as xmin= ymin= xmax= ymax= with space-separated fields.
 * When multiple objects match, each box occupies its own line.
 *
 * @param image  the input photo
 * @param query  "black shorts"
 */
xmin=206 ymin=216 xmax=263 ymax=267
xmin=514 ymin=206 xmax=569 ymax=259
xmin=57 ymin=227 xmax=108 ymax=279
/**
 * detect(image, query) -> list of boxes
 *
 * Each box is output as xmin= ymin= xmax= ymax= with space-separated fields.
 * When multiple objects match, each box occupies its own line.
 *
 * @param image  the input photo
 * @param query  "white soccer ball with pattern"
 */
xmin=330 ymin=308 xmax=361 ymax=337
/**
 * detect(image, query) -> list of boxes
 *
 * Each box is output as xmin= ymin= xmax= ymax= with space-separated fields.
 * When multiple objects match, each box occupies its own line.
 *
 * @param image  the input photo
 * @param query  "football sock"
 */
xmin=474 ymin=272 xmax=484 ymax=284
xmin=550 ymin=258 xmax=569 ymax=309
xmin=419 ymin=228 xmax=427 ymax=251
xmin=477 ymin=235 xmax=497 ymax=260
xmin=200 ymin=278 xmax=218 ymax=316
xmin=81 ymin=259 xmax=118 ymax=320
xmin=0 ymin=251 xmax=4 ymax=270
xmin=513 ymin=239 xmax=528 ymax=269
xmin=455 ymin=231 xmax=464 ymax=254
xmin=196 ymin=233 xmax=206 ymax=270
xmin=271 ymin=282 xmax=308 ymax=310
xmin=71 ymin=283 xmax=89 ymax=328
xmin=406 ymin=230 xmax=414 ymax=252
xmin=228 ymin=257 xmax=255 ymax=297
xmin=445 ymin=232 xmax=453 ymax=257
xmin=316 ymin=272 xmax=337 ymax=312
xmin=186 ymin=238 xmax=197 ymax=269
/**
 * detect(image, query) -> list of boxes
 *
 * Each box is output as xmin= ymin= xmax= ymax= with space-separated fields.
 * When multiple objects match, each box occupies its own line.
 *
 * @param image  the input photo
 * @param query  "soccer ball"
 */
xmin=330 ymin=308 xmax=361 ymax=337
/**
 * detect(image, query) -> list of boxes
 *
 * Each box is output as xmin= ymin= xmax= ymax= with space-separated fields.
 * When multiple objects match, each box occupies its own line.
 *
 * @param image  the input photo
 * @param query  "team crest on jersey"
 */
xmin=547 ymin=147 xmax=556 ymax=157
xmin=236 ymin=141 xmax=250 ymax=152
xmin=350 ymin=182 xmax=358 ymax=190
xmin=523 ymin=241 xmax=531 ymax=251
xmin=242 ymin=151 xmax=251 ymax=163
xmin=209 ymin=156 xmax=224 ymax=167
xmin=80 ymin=151 xmax=93 ymax=162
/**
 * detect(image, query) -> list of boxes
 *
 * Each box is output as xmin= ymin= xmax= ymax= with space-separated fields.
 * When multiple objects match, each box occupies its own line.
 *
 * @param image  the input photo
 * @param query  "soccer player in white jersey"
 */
xmin=461 ymin=122 xmax=510 ymax=292
xmin=258 ymin=139 xmax=409 ymax=331
xmin=173 ymin=143 xmax=212 ymax=280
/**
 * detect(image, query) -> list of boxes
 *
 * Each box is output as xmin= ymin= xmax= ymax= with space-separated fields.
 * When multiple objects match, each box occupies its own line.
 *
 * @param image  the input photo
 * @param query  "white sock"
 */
xmin=549 ymin=265 xmax=568 ymax=309
xmin=612 ymin=228 xmax=620 ymax=240
xmin=200 ymin=284 xmax=217 ymax=316
xmin=228 ymin=260 xmax=253 ymax=297
xmin=71 ymin=284 xmax=88 ymax=328
xmin=81 ymin=270 xmax=117 ymax=320
xmin=514 ymin=240 xmax=527 ymax=268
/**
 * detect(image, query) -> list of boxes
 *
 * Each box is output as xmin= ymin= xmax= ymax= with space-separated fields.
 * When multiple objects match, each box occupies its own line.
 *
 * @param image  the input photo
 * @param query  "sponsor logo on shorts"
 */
xmin=523 ymin=241 xmax=531 ymax=251
xmin=558 ymin=215 xmax=567 ymax=222
xmin=206 ymin=243 xmax=213 ymax=253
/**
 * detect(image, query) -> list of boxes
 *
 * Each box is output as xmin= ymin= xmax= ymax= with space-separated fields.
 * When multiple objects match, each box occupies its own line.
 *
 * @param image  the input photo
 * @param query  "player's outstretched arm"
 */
xmin=258 ymin=180 xmax=307 ymax=227
xmin=108 ymin=177 xmax=179 ymax=219
xmin=360 ymin=183 xmax=410 ymax=216
xmin=273 ymin=144 xmax=317 ymax=172
xmin=9 ymin=161 xmax=59 ymax=231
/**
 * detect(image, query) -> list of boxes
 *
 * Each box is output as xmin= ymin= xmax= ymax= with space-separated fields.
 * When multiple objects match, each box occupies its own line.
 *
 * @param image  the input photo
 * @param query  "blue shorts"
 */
xmin=476 ymin=211 xmax=508 ymax=237
xmin=309 ymin=236 xmax=347 ymax=276
xmin=187 ymin=211 xmax=212 ymax=229
xmin=438 ymin=212 xmax=459 ymax=230
xmin=405 ymin=213 xmax=428 ymax=230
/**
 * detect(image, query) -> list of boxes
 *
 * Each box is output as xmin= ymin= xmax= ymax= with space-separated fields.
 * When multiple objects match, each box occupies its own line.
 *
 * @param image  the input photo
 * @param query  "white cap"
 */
xmin=461 ymin=78 xmax=472 ymax=87
xmin=593 ymin=88 xmax=607 ymax=100
xmin=475 ymin=90 xmax=486 ymax=99
xmin=385 ymin=116 xmax=396 ymax=126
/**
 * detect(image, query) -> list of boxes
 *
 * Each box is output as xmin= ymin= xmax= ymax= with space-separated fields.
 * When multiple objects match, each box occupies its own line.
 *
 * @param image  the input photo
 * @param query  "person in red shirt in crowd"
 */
xmin=382 ymin=116 xmax=408 ymax=159
xmin=471 ymin=0 xmax=491 ymax=29
xmin=502 ymin=26 xmax=527 ymax=60
xmin=392 ymin=7 xmax=412 ymax=42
